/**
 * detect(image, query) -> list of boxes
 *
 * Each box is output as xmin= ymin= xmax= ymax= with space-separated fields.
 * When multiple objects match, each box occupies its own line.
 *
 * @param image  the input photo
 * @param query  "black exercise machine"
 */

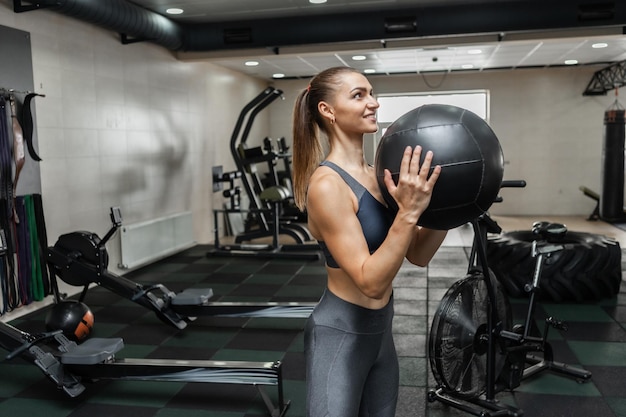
xmin=47 ymin=207 xmax=317 ymax=330
xmin=0 ymin=316 xmax=291 ymax=416
xmin=262 ymin=137 xmax=292 ymax=189
xmin=208 ymin=87 xmax=319 ymax=260
xmin=239 ymin=137 xmax=308 ymax=231
xmin=261 ymin=136 xmax=307 ymax=224
xmin=428 ymin=181 xmax=592 ymax=417
xmin=211 ymin=167 xmax=319 ymax=260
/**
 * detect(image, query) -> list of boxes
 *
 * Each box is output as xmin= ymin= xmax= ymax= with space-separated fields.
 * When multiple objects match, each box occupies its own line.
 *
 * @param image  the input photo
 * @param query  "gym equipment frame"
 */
xmin=208 ymin=87 xmax=320 ymax=260
xmin=428 ymin=181 xmax=592 ymax=417
xmin=47 ymin=207 xmax=316 ymax=330
xmin=0 ymin=320 xmax=291 ymax=416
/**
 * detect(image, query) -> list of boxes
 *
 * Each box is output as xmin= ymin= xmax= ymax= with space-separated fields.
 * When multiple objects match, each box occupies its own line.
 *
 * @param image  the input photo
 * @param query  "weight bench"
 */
xmin=209 ymin=186 xmax=320 ymax=260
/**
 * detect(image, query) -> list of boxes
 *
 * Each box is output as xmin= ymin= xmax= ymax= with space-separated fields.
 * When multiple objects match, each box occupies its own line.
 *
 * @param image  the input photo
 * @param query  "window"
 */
xmin=364 ymin=90 xmax=489 ymax=163
xmin=377 ymin=90 xmax=489 ymax=124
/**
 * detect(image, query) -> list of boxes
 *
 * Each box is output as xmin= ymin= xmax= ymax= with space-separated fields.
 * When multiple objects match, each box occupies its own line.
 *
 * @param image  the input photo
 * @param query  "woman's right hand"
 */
xmin=383 ymin=145 xmax=441 ymax=224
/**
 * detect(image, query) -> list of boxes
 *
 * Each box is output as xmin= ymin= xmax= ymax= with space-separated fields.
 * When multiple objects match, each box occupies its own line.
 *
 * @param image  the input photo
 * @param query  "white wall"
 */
xmin=270 ymin=66 xmax=615 ymax=218
xmin=0 ymin=3 xmax=620 ymax=268
xmin=0 ymin=3 xmax=269 ymax=277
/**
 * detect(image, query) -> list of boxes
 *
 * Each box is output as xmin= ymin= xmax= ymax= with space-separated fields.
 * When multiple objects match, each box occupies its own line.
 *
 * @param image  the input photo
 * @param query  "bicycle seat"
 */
xmin=531 ymin=221 xmax=567 ymax=241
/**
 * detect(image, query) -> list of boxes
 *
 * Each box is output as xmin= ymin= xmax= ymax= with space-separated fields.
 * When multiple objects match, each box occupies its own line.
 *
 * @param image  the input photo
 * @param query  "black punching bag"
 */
xmin=600 ymin=102 xmax=626 ymax=222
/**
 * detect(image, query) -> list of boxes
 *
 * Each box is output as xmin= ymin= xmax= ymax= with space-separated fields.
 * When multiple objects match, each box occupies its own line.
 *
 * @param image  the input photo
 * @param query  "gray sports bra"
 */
xmin=317 ymin=161 xmax=395 ymax=269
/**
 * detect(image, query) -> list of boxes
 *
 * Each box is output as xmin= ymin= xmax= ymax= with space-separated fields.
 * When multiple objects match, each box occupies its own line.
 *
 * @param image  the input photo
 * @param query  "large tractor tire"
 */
xmin=486 ymin=230 xmax=622 ymax=302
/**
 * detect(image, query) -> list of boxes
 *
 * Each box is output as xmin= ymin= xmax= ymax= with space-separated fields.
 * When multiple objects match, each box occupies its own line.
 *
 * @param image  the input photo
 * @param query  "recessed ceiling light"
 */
xmin=166 ymin=8 xmax=183 ymax=15
xmin=592 ymin=42 xmax=608 ymax=49
xmin=461 ymin=64 xmax=474 ymax=69
xmin=352 ymin=55 xmax=367 ymax=61
xmin=467 ymin=49 xmax=482 ymax=55
xmin=364 ymin=69 xmax=376 ymax=74
xmin=245 ymin=61 xmax=259 ymax=66
xmin=309 ymin=0 xmax=327 ymax=3
xmin=273 ymin=73 xmax=285 ymax=78
xmin=564 ymin=59 xmax=578 ymax=65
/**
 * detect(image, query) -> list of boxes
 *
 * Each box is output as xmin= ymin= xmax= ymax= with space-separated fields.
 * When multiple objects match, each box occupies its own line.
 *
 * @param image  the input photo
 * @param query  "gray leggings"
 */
xmin=305 ymin=289 xmax=398 ymax=417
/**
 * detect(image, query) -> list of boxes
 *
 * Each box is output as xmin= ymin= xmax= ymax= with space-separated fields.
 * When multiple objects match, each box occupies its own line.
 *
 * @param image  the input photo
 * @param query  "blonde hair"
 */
xmin=291 ymin=66 xmax=361 ymax=211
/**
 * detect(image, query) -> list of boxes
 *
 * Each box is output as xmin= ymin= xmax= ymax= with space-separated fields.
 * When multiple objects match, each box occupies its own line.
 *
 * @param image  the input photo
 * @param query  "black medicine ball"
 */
xmin=375 ymin=104 xmax=504 ymax=230
xmin=45 ymin=300 xmax=94 ymax=342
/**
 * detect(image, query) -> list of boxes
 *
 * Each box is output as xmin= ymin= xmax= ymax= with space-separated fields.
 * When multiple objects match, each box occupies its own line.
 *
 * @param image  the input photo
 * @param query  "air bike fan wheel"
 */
xmin=429 ymin=269 xmax=512 ymax=399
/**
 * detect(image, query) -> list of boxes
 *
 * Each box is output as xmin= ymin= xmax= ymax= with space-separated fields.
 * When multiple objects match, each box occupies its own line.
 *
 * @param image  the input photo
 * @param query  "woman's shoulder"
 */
xmin=310 ymin=164 xmax=340 ymax=185
xmin=308 ymin=165 xmax=350 ymax=202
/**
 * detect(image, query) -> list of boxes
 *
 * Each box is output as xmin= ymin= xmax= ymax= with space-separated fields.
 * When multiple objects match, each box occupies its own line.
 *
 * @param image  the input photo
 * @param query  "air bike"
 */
xmin=46 ymin=207 xmax=317 ymax=330
xmin=370 ymin=103 xmax=596 ymax=416
xmin=427 ymin=181 xmax=593 ymax=417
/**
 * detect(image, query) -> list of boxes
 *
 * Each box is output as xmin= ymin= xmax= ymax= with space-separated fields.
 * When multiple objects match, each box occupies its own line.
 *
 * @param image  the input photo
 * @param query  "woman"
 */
xmin=291 ymin=66 xmax=448 ymax=417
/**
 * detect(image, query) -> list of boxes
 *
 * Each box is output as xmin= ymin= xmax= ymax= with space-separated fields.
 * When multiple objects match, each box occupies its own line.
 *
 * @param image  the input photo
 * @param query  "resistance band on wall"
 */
xmin=15 ymin=195 xmax=46 ymax=303
xmin=0 ymin=90 xmax=50 ymax=315
xmin=0 ymin=96 xmax=17 ymax=314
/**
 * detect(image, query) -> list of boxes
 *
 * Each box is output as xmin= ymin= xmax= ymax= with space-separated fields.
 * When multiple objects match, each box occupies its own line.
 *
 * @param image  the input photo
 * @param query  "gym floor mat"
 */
xmin=1 ymin=243 xmax=624 ymax=417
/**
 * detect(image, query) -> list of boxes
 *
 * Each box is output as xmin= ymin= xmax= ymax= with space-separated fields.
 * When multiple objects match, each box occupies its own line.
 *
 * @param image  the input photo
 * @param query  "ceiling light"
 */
xmin=564 ymin=59 xmax=578 ymax=65
xmin=352 ymin=55 xmax=367 ymax=61
xmin=165 ymin=8 xmax=183 ymax=15
xmin=273 ymin=73 xmax=285 ymax=78
xmin=467 ymin=49 xmax=482 ymax=55
xmin=592 ymin=42 xmax=608 ymax=48
xmin=245 ymin=61 xmax=259 ymax=66
xmin=461 ymin=64 xmax=474 ymax=69
xmin=364 ymin=69 xmax=376 ymax=74
xmin=309 ymin=0 xmax=327 ymax=3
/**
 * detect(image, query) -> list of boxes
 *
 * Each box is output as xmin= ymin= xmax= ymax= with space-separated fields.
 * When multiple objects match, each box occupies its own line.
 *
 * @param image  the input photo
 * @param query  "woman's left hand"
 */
xmin=383 ymin=145 xmax=441 ymax=224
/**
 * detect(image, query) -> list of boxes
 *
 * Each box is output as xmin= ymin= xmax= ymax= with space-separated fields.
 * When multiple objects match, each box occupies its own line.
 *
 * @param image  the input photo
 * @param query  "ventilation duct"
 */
xmin=160 ymin=1 xmax=626 ymax=52
xmin=27 ymin=0 xmax=183 ymax=50
xmin=223 ymin=28 xmax=253 ymax=45
xmin=14 ymin=0 xmax=626 ymax=53
xmin=578 ymin=2 xmax=615 ymax=21
xmin=384 ymin=16 xmax=417 ymax=34
xmin=181 ymin=13 xmax=381 ymax=52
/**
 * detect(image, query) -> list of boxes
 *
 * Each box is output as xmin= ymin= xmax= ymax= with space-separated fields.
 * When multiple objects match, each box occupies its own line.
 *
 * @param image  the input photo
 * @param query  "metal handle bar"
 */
xmin=493 ymin=180 xmax=526 ymax=203
xmin=501 ymin=180 xmax=526 ymax=188
xmin=5 ymin=330 xmax=63 ymax=360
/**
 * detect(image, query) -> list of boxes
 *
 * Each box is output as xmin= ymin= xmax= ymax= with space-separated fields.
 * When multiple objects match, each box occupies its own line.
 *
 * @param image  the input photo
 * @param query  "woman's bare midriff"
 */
xmin=326 ymin=267 xmax=393 ymax=310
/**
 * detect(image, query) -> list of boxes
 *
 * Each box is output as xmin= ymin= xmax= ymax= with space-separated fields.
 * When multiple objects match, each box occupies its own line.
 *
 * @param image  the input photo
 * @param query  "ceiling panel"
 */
xmin=47 ymin=0 xmax=626 ymax=80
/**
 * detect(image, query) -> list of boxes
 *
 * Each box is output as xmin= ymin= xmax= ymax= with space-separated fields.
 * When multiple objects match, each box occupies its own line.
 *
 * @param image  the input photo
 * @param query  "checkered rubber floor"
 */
xmin=0 ymin=243 xmax=625 ymax=417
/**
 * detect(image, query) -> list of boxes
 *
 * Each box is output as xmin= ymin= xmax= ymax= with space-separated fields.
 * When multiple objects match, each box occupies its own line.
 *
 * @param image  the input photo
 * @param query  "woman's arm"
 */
xmin=308 ymin=174 xmax=415 ymax=300
xmin=405 ymin=227 xmax=448 ymax=267
xmin=308 ymin=146 xmax=441 ymax=299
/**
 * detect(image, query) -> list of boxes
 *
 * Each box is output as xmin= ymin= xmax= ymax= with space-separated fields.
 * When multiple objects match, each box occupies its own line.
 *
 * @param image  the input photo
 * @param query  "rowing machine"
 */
xmin=47 ymin=207 xmax=316 ymax=330
xmin=0 ymin=319 xmax=290 ymax=416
